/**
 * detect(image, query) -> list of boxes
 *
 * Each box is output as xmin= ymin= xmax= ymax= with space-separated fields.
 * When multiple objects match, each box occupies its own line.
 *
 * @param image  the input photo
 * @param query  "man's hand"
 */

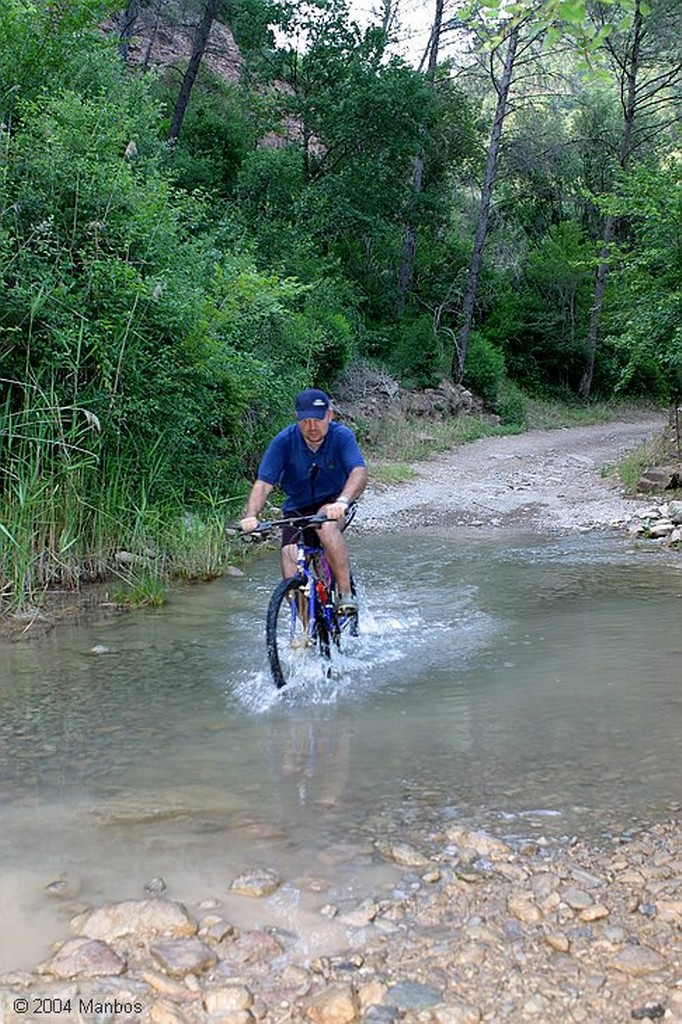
xmin=322 ymin=501 xmax=348 ymax=522
xmin=239 ymin=515 xmax=260 ymax=533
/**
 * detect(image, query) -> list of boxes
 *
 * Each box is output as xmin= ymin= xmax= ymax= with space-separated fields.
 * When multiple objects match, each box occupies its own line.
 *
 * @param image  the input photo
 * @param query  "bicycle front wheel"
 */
xmin=266 ymin=577 xmax=317 ymax=689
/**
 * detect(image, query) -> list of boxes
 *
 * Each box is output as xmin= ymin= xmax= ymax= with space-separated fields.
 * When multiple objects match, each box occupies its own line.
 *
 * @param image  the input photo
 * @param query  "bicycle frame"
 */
xmin=253 ymin=512 xmax=357 ymax=656
xmin=284 ymin=523 xmax=354 ymax=649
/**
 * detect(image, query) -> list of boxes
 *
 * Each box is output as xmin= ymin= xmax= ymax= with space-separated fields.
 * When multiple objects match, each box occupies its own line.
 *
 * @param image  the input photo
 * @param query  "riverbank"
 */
xmin=1 ymin=814 xmax=680 ymax=1023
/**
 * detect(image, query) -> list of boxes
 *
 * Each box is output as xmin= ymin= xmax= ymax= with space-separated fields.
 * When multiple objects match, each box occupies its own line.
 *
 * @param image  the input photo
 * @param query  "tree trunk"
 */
xmin=168 ymin=0 xmax=220 ymax=145
xmin=115 ymin=0 xmax=141 ymax=63
xmin=451 ymin=23 xmax=519 ymax=382
xmin=578 ymin=0 xmax=643 ymax=399
xmin=395 ymin=0 xmax=443 ymax=317
xmin=577 ymin=215 xmax=616 ymax=398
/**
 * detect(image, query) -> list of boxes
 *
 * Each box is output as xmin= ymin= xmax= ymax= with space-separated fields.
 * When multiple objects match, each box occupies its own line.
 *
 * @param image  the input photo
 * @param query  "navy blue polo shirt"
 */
xmin=257 ymin=421 xmax=365 ymax=512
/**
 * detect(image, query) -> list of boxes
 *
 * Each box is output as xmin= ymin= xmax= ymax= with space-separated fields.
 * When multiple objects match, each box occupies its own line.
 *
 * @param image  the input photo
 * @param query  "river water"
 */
xmin=1 ymin=529 xmax=680 ymax=972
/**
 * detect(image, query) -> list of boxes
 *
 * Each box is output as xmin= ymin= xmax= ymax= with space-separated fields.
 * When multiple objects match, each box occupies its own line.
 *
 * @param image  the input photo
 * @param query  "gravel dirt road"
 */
xmin=359 ymin=416 xmax=666 ymax=534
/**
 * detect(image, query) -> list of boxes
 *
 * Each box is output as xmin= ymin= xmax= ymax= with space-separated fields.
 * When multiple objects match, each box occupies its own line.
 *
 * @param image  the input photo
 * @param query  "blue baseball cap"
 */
xmin=295 ymin=388 xmax=331 ymax=420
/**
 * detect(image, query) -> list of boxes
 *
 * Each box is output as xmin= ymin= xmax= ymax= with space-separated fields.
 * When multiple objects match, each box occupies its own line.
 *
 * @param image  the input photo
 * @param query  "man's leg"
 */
xmin=317 ymin=521 xmax=352 ymax=596
xmin=280 ymin=543 xmax=299 ymax=578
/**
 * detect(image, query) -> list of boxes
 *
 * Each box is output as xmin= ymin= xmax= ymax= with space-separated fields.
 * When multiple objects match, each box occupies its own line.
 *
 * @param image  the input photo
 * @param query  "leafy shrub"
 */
xmin=463 ymin=332 xmax=506 ymax=407
xmin=495 ymin=379 xmax=526 ymax=427
xmin=236 ymin=146 xmax=306 ymax=225
xmin=389 ymin=316 xmax=444 ymax=387
xmin=161 ymin=78 xmax=255 ymax=197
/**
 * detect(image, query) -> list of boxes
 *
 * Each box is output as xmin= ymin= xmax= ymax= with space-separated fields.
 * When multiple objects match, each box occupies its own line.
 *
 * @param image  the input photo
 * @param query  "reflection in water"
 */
xmin=0 ymin=529 xmax=680 ymax=970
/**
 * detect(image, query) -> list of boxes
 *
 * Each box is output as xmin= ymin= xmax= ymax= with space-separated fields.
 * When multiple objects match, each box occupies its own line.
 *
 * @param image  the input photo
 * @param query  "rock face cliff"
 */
xmin=110 ymin=4 xmax=244 ymax=82
xmin=109 ymin=4 xmax=305 ymax=148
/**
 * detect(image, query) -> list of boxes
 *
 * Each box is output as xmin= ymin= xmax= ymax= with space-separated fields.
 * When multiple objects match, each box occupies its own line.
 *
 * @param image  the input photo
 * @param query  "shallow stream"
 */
xmin=1 ymin=529 xmax=680 ymax=972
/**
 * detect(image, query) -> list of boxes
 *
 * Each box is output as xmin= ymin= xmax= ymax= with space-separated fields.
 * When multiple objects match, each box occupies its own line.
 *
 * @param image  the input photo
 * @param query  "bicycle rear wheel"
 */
xmin=266 ymin=577 xmax=330 ymax=688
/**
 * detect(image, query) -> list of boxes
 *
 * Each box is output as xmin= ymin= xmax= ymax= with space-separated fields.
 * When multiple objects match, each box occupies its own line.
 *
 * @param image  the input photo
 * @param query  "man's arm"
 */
xmin=240 ymin=479 xmax=274 ymax=532
xmin=339 ymin=465 xmax=368 ymax=504
xmin=324 ymin=465 xmax=369 ymax=520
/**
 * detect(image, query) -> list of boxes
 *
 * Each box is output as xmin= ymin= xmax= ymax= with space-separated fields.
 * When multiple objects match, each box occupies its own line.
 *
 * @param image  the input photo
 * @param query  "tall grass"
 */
xmin=0 ymin=378 xmax=100 ymax=609
xmin=523 ymin=396 xmax=662 ymax=430
xmin=0 ymin=378 xmax=237 ymax=613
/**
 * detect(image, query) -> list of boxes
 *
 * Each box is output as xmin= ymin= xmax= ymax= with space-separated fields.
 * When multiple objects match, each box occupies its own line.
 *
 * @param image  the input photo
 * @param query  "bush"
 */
xmin=389 ymin=316 xmax=444 ymax=387
xmin=495 ymin=379 xmax=526 ymax=427
xmin=462 ymin=332 xmax=506 ymax=407
xmin=161 ymin=78 xmax=255 ymax=197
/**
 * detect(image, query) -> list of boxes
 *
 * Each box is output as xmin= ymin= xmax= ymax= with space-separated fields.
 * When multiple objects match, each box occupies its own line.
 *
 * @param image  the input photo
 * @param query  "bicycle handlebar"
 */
xmin=234 ymin=503 xmax=356 ymax=538
xmin=235 ymin=513 xmax=330 ymax=537
xmin=254 ymin=513 xmax=330 ymax=532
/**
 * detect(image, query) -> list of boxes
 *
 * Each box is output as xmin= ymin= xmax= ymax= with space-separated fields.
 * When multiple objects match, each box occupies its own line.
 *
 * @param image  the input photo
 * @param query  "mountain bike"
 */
xmin=247 ymin=512 xmax=359 ymax=689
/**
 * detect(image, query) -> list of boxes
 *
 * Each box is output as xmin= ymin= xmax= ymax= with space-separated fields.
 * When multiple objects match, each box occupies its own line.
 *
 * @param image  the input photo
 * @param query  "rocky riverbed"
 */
xmin=1 ymin=816 xmax=680 ymax=1024
xmin=1 ymin=415 xmax=680 ymax=1024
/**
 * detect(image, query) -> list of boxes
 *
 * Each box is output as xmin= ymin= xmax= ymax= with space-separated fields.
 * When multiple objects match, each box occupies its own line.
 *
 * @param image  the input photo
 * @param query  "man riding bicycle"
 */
xmin=239 ymin=389 xmax=368 ymax=614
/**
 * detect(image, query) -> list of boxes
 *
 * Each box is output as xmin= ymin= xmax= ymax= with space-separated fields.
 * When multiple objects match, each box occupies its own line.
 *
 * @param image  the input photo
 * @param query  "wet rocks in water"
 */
xmin=44 ymin=875 xmax=81 ymax=899
xmin=145 ymin=876 xmax=168 ymax=898
xmin=225 ymin=565 xmax=246 ymax=577
xmin=444 ymin=825 xmax=512 ymax=861
xmin=374 ymin=840 xmax=429 ymax=868
xmin=229 ymin=867 xmax=281 ymax=898
xmin=2 ymin=820 xmax=681 ymax=1024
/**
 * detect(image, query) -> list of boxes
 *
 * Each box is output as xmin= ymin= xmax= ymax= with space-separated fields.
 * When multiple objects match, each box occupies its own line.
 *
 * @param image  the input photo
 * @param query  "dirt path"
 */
xmin=359 ymin=416 xmax=665 ymax=533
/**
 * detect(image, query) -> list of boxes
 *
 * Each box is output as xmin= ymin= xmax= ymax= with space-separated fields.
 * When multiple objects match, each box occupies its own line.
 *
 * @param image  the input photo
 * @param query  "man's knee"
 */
xmin=281 ymin=543 xmax=298 ymax=573
xmin=318 ymin=520 xmax=343 ymax=540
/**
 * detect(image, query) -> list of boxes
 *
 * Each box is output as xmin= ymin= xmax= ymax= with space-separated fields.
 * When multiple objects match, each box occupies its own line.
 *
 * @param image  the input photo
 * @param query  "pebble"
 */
xmin=145 ymin=877 xmax=168 ymax=898
xmin=304 ymin=982 xmax=359 ymax=1023
xmin=149 ymin=937 xmax=217 ymax=978
xmin=386 ymin=980 xmax=443 ymax=1010
xmin=579 ymin=903 xmax=610 ymax=921
xmin=611 ymin=945 xmax=667 ymax=976
xmin=431 ymin=1002 xmax=482 ymax=1024
xmin=203 ymin=984 xmax=253 ymax=1013
xmin=229 ymin=868 xmax=281 ymax=898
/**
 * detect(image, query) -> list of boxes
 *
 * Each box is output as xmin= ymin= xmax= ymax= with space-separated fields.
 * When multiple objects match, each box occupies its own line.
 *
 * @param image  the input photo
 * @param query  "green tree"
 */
xmin=601 ymin=161 xmax=682 ymax=399
xmin=578 ymin=0 xmax=682 ymax=398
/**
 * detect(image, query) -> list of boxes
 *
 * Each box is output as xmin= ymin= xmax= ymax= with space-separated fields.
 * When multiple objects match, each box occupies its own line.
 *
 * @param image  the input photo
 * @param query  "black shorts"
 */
xmin=280 ymin=501 xmax=330 ymax=548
